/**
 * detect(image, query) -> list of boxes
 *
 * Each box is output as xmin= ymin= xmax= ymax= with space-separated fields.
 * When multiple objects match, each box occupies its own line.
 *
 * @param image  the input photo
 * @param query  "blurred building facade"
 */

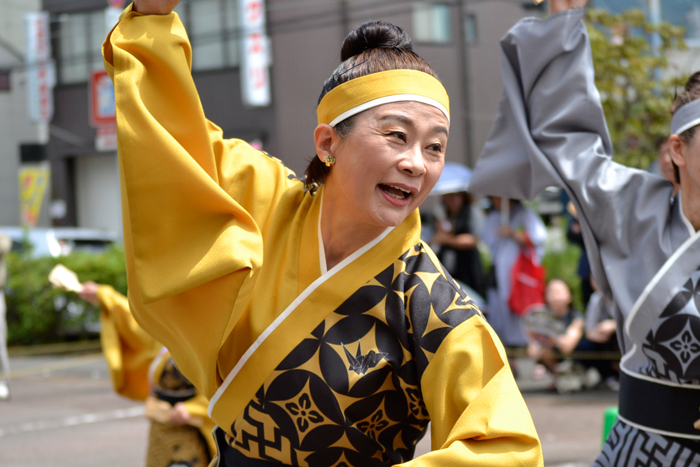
xmin=36 ymin=0 xmax=539 ymax=233
xmin=2 ymin=1 xmax=698 ymax=232
xmin=0 ymin=0 xmax=50 ymax=227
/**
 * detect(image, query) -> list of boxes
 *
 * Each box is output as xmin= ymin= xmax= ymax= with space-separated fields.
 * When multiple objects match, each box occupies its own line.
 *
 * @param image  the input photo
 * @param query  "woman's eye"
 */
xmin=428 ymin=143 xmax=443 ymax=153
xmin=388 ymin=131 xmax=407 ymax=142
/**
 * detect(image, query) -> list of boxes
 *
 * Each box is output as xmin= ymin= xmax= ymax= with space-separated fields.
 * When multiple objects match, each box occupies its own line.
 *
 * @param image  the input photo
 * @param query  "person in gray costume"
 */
xmin=468 ymin=0 xmax=700 ymax=464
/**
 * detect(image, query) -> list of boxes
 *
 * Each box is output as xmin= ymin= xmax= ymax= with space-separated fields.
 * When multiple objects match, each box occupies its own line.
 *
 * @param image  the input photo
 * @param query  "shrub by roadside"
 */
xmin=5 ymin=245 xmax=126 ymax=346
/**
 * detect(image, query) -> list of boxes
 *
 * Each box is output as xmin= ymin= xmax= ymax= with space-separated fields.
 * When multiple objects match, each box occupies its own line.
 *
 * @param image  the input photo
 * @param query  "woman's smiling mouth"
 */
xmin=378 ymin=183 xmax=415 ymax=206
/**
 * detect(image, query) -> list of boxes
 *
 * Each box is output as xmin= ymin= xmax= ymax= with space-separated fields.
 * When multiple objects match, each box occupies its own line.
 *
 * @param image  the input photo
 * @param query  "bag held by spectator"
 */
xmin=508 ymin=244 xmax=545 ymax=316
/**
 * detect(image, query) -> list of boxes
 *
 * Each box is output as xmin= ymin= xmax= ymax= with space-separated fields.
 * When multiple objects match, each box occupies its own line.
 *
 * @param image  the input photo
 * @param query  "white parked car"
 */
xmin=0 ymin=226 xmax=118 ymax=257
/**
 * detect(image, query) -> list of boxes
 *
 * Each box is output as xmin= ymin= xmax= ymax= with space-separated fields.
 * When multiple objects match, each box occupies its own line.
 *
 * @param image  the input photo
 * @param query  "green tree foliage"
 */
xmin=586 ymin=8 xmax=686 ymax=169
xmin=5 ymin=245 xmax=127 ymax=345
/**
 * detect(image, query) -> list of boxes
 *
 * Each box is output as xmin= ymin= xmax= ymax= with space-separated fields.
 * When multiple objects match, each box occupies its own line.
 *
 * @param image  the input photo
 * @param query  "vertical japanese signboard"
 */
xmin=24 ymin=12 xmax=54 ymax=122
xmin=240 ymin=0 xmax=271 ymax=107
xmin=90 ymin=69 xmax=117 ymax=151
xmin=19 ymin=165 xmax=50 ymax=227
xmin=91 ymin=3 xmax=123 ymax=152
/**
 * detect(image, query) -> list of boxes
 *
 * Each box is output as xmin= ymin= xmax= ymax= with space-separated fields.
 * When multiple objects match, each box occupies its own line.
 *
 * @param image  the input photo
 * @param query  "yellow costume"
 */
xmin=97 ymin=285 xmax=215 ymax=465
xmin=103 ymin=4 xmax=542 ymax=465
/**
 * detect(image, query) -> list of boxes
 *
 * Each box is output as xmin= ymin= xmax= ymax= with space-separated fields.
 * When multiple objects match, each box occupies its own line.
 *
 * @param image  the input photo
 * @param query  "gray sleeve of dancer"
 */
xmin=468 ymin=8 xmax=675 ymax=300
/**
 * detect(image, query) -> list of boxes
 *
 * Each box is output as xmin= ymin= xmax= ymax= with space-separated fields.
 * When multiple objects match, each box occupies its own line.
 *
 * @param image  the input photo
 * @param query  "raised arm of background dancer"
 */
xmin=103 ymin=4 xmax=295 ymax=305
xmin=96 ymin=284 xmax=161 ymax=401
xmin=468 ymin=6 xmax=674 ymax=297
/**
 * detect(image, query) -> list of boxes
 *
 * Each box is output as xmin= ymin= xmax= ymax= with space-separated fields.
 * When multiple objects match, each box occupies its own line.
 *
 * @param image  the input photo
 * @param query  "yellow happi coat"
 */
xmin=104 ymin=4 xmax=542 ymax=466
xmin=97 ymin=285 xmax=216 ymax=459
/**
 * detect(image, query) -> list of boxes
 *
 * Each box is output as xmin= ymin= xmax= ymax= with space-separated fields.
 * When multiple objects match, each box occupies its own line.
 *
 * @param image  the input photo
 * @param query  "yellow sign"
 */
xmin=19 ymin=165 xmax=50 ymax=227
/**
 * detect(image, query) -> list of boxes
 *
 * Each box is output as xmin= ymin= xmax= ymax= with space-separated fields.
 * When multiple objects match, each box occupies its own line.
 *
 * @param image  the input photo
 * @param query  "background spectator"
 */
xmin=482 ymin=198 xmax=547 ymax=351
xmin=526 ymin=279 xmax=585 ymax=377
xmin=582 ymin=279 xmax=620 ymax=389
xmin=0 ymin=233 xmax=10 ymax=400
xmin=430 ymin=191 xmax=486 ymax=301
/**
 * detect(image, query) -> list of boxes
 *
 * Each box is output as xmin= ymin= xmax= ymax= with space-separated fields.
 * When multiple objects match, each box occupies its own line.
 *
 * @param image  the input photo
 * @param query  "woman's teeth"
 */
xmin=380 ymin=184 xmax=412 ymax=199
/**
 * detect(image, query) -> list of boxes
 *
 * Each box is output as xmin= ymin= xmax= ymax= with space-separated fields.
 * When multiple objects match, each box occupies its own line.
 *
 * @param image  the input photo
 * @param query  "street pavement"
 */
xmin=0 ymin=353 xmax=617 ymax=466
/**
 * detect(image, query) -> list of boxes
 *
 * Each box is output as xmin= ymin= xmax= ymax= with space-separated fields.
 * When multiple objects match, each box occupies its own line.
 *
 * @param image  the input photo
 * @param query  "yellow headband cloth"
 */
xmin=317 ymin=69 xmax=450 ymax=127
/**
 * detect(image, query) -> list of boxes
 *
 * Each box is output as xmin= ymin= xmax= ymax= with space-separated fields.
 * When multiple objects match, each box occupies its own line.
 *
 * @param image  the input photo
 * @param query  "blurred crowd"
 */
xmin=417 ymin=139 xmax=677 ymax=394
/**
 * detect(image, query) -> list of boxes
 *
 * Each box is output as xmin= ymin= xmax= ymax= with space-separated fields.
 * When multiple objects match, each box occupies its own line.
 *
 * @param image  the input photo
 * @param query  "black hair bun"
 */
xmin=685 ymin=71 xmax=700 ymax=92
xmin=340 ymin=21 xmax=413 ymax=62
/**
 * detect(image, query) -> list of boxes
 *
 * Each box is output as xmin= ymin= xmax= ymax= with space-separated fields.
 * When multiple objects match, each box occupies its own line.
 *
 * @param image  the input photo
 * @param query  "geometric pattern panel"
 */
xmin=594 ymin=419 xmax=700 ymax=467
xmin=221 ymin=243 xmax=480 ymax=466
xmin=642 ymin=268 xmax=700 ymax=384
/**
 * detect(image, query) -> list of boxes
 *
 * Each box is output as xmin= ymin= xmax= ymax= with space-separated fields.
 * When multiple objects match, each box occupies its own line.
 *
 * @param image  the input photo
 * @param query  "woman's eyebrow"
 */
xmin=377 ymin=114 xmax=414 ymax=127
xmin=378 ymin=115 xmax=448 ymax=136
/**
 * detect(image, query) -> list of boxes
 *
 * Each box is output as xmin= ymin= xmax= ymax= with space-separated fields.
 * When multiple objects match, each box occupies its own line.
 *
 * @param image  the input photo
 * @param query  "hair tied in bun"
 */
xmin=339 ymin=59 xmax=368 ymax=77
xmin=340 ymin=21 xmax=413 ymax=62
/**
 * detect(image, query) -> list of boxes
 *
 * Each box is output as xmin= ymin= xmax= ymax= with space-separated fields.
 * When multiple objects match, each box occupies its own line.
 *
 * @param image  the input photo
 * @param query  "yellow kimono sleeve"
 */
xmin=403 ymin=317 xmax=543 ymax=466
xmin=98 ymin=285 xmax=162 ymax=401
xmin=183 ymin=392 xmax=217 ymax=457
xmin=102 ymin=4 xmax=300 ymax=397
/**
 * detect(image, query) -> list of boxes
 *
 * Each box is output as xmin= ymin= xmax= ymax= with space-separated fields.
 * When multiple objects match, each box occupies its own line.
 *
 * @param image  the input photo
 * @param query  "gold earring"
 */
xmin=324 ymin=155 xmax=336 ymax=167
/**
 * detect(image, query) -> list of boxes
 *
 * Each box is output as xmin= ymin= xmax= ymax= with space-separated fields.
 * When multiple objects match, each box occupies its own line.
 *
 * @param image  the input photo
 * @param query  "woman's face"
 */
xmin=682 ymin=131 xmax=700 ymax=187
xmin=670 ymin=129 xmax=700 ymax=197
xmin=321 ymin=101 xmax=449 ymax=230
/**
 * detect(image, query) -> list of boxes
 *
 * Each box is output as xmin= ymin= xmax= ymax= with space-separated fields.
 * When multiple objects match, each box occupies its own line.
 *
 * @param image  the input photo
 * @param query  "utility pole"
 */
xmin=340 ymin=0 xmax=350 ymax=39
xmin=457 ymin=0 xmax=475 ymax=166
xmin=647 ymin=0 xmax=662 ymax=82
xmin=648 ymin=0 xmax=661 ymax=56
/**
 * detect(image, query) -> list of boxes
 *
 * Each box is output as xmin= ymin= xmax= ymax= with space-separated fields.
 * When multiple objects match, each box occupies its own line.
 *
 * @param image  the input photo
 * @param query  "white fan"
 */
xmin=48 ymin=264 xmax=83 ymax=293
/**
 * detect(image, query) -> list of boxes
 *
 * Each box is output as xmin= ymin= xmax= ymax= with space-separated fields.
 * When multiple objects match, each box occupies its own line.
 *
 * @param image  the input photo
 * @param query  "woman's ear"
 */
xmin=668 ymin=134 xmax=687 ymax=168
xmin=314 ymin=124 xmax=337 ymax=163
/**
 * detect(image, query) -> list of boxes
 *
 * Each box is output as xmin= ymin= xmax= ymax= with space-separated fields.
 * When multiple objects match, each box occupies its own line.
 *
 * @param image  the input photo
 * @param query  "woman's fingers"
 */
xmin=549 ymin=0 xmax=589 ymax=14
xmin=133 ymin=0 xmax=181 ymax=15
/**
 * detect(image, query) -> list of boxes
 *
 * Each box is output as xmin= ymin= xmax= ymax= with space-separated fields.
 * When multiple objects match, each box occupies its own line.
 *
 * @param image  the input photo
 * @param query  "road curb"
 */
xmin=8 ymin=339 xmax=102 ymax=357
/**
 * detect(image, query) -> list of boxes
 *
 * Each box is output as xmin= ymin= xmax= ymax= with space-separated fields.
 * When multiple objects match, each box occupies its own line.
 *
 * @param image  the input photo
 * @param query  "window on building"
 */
xmin=412 ymin=2 xmax=452 ymax=44
xmin=56 ymin=10 xmax=105 ymax=84
xmin=55 ymin=0 xmax=242 ymax=84
xmin=174 ymin=0 xmax=240 ymax=72
xmin=464 ymin=14 xmax=477 ymax=45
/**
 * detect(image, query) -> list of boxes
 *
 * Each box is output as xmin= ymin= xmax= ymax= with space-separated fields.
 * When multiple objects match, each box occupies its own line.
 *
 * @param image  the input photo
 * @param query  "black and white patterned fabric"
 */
xmin=217 ymin=244 xmax=480 ymax=466
xmin=595 ymin=420 xmax=700 ymax=467
xmin=641 ymin=268 xmax=700 ymax=385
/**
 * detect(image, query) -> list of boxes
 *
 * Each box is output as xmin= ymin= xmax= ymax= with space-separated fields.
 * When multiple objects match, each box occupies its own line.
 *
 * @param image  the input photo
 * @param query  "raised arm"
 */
xmin=132 ymin=0 xmax=180 ymax=15
xmin=468 ymin=3 xmax=674 ymax=298
xmin=103 ymin=2 xmax=300 ymax=397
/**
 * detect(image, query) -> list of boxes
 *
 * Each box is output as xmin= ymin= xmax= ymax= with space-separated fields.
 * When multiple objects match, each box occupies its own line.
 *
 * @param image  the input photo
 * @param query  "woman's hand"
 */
xmin=78 ymin=281 xmax=100 ymax=306
xmin=170 ymin=402 xmax=192 ymax=425
xmin=549 ymin=0 xmax=588 ymax=14
xmin=133 ymin=0 xmax=180 ymax=15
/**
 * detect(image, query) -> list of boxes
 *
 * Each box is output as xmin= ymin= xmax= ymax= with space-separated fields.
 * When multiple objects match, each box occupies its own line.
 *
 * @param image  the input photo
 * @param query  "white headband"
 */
xmin=671 ymin=98 xmax=700 ymax=136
